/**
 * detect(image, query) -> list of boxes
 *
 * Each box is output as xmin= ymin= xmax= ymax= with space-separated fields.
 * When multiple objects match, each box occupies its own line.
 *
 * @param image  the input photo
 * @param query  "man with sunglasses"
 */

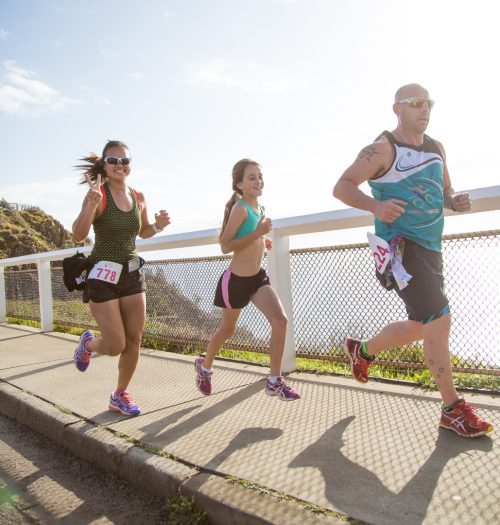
xmin=333 ymin=83 xmax=493 ymax=438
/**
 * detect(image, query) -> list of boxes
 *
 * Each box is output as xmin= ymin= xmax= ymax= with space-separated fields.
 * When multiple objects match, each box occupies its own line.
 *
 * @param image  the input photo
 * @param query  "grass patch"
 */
xmin=225 ymin=475 xmax=355 ymax=522
xmin=164 ymin=495 xmax=208 ymax=525
xmin=55 ymin=405 xmax=74 ymax=415
xmin=6 ymin=317 xmax=41 ymax=329
xmin=6 ymin=317 xmax=499 ymax=393
xmin=0 ymin=485 xmax=16 ymax=508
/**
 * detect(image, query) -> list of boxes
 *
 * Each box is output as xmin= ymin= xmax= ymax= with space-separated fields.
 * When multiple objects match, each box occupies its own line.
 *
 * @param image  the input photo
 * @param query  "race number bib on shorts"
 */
xmin=88 ymin=261 xmax=123 ymax=284
xmin=367 ymin=232 xmax=390 ymax=274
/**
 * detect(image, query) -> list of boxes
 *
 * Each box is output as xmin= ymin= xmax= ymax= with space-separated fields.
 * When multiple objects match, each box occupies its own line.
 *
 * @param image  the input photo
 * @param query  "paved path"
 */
xmin=0 ymin=323 xmax=498 ymax=525
xmin=0 ymin=413 xmax=167 ymax=524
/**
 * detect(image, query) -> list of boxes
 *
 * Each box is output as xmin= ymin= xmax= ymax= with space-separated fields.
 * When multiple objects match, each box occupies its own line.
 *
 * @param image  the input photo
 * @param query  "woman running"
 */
xmin=72 ymin=140 xmax=170 ymax=416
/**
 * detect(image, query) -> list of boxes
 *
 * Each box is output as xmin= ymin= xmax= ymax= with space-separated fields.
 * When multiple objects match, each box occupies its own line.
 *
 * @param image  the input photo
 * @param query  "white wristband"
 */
xmin=152 ymin=222 xmax=163 ymax=233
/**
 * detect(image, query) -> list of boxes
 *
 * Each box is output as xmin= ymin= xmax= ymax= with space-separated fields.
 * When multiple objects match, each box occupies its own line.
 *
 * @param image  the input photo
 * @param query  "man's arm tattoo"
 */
xmin=356 ymin=145 xmax=380 ymax=163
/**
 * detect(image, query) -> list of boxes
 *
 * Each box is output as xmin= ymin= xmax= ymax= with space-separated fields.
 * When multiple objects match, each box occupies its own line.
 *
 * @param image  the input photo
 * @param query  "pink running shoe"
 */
xmin=108 ymin=391 xmax=141 ymax=417
xmin=439 ymin=399 xmax=494 ymax=438
xmin=265 ymin=376 xmax=300 ymax=401
xmin=195 ymin=357 xmax=212 ymax=395
xmin=344 ymin=337 xmax=371 ymax=383
xmin=74 ymin=329 xmax=94 ymax=372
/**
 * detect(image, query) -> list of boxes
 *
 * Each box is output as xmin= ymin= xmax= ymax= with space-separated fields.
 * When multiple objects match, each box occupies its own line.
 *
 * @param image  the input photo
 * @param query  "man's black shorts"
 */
xmin=376 ymin=239 xmax=449 ymax=324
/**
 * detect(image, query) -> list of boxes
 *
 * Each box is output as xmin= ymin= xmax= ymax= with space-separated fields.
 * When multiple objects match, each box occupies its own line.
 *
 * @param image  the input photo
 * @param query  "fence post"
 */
xmin=266 ymin=231 xmax=296 ymax=373
xmin=0 ymin=267 xmax=6 ymax=323
xmin=37 ymin=259 xmax=53 ymax=332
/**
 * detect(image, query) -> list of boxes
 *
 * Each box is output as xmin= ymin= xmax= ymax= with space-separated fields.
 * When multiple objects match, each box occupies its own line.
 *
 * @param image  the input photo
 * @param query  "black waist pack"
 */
xmin=63 ymin=252 xmax=91 ymax=292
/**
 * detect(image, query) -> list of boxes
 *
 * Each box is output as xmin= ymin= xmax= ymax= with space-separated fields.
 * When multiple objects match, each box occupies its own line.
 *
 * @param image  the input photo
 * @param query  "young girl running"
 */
xmin=195 ymin=159 xmax=300 ymax=401
xmin=72 ymin=140 xmax=170 ymax=416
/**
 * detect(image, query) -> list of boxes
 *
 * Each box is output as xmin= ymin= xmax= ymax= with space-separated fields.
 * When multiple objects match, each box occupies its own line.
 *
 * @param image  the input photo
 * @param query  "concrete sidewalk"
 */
xmin=0 ymin=323 xmax=498 ymax=525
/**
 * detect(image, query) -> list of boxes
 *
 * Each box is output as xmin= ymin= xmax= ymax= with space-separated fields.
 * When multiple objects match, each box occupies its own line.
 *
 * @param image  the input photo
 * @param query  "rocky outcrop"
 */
xmin=0 ymin=199 xmax=85 ymax=260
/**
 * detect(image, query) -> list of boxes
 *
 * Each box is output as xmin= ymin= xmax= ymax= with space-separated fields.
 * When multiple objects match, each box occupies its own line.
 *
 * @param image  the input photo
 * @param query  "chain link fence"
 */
xmin=4 ymin=231 xmax=499 ymax=376
xmin=290 ymin=231 xmax=499 ymax=374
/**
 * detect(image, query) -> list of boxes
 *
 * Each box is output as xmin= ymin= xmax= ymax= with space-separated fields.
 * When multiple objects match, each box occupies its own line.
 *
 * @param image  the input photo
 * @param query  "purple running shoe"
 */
xmin=195 ymin=357 xmax=212 ymax=395
xmin=74 ymin=329 xmax=94 ymax=372
xmin=108 ymin=391 xmax=141 ymax=416
xmin=265 ymin=376 xmax=300 ymax=401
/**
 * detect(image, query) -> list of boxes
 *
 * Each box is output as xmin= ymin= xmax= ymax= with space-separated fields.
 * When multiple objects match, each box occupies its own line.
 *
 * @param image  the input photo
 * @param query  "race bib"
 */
xmin=88 ymin=260 xmax=123 ymax=284
xmin=367 ymin=233 xmax=390 ymax=274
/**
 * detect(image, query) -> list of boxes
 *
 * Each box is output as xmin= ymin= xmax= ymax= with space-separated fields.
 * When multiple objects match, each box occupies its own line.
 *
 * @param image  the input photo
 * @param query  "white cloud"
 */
xmin=0 ymin=28 xmax=8 ymax=40
xmin=79 ymin=85 xmax=111 ymax=105
xmin=261 ymin=76 xmax=306 ymax=92
xmin=183 ymin=59 xmax=240 ymax=87
xmin=51 ymin=38 xmax=65 ymax=47
xmin=127 ymin=72 xmax=145 ymax=80
xmin=3 ymin=176 xmax=78 ymax=201
xmin=101 ymin=49 xmax=121 ymax=59
xmin=0 ymin=60 xmax=78 ymax=116
xmin=181 ymin=58 xmax=307 ymax=92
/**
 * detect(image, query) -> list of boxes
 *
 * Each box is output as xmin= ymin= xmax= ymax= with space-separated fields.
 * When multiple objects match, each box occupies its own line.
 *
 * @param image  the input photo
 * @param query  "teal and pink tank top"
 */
xmin=368 ymin=131 xmax=445 ymax=252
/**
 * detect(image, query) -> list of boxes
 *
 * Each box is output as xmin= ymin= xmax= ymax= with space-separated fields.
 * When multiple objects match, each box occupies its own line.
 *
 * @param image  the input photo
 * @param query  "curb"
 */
xmin=0 ymin=381 xmax=346 ymax=525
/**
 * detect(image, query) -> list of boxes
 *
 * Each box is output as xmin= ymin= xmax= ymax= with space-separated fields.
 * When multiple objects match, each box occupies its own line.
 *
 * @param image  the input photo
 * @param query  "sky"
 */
xmin=1 ymin=0 xmax=499 ymax=258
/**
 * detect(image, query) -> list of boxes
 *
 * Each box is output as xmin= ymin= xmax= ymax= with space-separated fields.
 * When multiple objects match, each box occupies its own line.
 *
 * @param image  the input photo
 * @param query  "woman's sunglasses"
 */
xmin=104 ymin=157 xmax=131 ymax=165
xmin=397 ymin=97 xmax=435 ymax=109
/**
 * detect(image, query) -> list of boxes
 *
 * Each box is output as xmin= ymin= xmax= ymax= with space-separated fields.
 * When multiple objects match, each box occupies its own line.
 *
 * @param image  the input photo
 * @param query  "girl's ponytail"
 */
xmin=219 ymin=158 xmax=260 ymax=242
xmin=219 ymin=191 xmax=241 ymax=241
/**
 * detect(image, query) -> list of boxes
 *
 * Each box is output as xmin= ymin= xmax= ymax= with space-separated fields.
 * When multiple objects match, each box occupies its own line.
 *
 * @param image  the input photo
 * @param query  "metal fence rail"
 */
xmin=2 ymin=184 xmax=500 ymax=376
xmin=5 ymin=230 xmax=499 ymax=376
xmin=290 ymin=231 xmax=499 ymax=374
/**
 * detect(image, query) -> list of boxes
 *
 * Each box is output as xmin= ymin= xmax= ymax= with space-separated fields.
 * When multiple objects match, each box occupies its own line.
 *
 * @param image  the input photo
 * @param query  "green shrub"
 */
xmin=164 ymin=495 xmax=208 ymax=525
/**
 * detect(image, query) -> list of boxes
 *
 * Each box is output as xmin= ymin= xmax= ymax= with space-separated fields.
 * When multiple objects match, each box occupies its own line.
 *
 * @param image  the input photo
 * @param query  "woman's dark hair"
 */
xmin=76 ymin=140 xmax=129 ymax=184
xmin=219 ymin=158 xmax=261 ymax=240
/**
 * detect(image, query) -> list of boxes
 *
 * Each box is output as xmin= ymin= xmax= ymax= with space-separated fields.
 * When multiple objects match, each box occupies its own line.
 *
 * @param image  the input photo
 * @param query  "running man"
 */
xmin=333 ymin=83 xmax=493 ymax=438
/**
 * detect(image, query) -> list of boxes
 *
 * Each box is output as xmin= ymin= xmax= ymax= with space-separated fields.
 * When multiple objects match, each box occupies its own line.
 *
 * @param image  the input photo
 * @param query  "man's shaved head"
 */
xmin=394 ymin=83 xmax=429 ymax=102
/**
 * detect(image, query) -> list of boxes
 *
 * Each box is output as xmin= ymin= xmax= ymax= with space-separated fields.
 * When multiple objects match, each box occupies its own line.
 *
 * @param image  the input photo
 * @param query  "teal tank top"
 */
xmin=235 ymin=199 xmax=264 ymax=238
xmin=368 ymin=131 xmax=445 ymax=252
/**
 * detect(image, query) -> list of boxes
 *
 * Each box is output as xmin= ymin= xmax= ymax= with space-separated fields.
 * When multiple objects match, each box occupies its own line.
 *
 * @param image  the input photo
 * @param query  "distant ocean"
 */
xmin=156 ymin=240 xmax=500 ymax=368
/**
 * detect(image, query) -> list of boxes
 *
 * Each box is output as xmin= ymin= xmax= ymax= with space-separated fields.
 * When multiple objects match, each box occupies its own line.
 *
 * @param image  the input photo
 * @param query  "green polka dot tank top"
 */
xmin=89 ymin=184 xmax=141 ymax=264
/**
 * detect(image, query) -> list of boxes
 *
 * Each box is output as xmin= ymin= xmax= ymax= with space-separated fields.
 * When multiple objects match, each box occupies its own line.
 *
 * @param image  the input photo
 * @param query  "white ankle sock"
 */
xmin=268 ymin=375 xmax=280 ymax=384
xmin=202 ymin=364 xmax=212 ymax=373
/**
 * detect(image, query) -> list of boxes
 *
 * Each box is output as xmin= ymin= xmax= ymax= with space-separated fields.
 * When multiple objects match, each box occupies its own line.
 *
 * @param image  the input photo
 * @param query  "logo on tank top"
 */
xmin=406 ymin=177 xmax=443 ymax=228
xmin=396 ymin=151 xmax=442 ymax=172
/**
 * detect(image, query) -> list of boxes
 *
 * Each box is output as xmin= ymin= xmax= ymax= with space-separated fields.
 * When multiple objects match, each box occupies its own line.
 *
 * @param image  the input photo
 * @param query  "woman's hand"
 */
xmin=85 ymin=174 xmax=103 ymax=209
xmin=265 ymin=237 xmax=273 ymax=250
xmin=154 ymin=210 xmax=171 ymax=230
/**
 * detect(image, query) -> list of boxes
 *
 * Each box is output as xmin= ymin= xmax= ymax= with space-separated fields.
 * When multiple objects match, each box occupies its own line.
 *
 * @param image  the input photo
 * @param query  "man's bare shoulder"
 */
xmin=354 ymin=137 xmax=393 ymax=165
xmin=431 ymin=137 xmax=446 ymax=156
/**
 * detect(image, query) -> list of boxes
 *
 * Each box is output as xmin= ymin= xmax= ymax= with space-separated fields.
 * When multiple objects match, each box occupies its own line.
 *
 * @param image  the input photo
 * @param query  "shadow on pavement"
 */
xmin=289 ymin=416 xmax=494 ymax=525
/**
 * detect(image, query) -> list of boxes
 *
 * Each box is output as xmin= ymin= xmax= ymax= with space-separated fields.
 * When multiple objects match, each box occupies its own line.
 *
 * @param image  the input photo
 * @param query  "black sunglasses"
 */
xmin=104 ymin=157 xmax=131 ymax=165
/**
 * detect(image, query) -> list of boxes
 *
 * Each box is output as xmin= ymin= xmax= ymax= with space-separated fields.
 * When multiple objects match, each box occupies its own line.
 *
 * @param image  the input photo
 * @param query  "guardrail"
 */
xmin=1 ymin=185 xmax=499 ymax=372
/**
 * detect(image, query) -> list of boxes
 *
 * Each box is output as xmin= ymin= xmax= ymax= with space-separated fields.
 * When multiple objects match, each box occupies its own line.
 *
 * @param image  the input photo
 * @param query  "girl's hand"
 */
xmin=85 ymin=174 xmax=103 ymax=209
xmin=257 ymin=216 xmax=272 ymax=236
xmin=154 ymin=210 xmax=171 ymax=230
xmin=265 ymin=237 xmax=273 ymax=250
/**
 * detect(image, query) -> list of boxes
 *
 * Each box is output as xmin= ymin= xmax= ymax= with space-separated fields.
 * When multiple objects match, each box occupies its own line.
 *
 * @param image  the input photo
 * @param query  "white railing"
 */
xmin=1 ymin=185 xmax=499 ymax=372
